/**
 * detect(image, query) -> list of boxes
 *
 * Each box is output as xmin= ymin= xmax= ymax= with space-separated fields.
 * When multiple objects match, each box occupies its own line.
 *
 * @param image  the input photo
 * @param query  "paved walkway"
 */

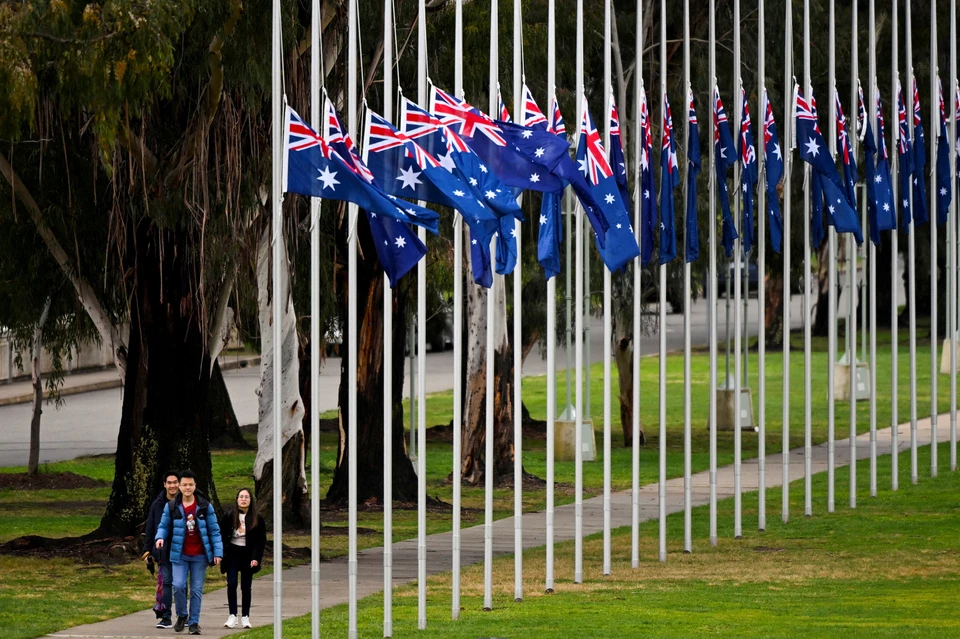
xmin=48 ymin=415 xmax=949 ymax=638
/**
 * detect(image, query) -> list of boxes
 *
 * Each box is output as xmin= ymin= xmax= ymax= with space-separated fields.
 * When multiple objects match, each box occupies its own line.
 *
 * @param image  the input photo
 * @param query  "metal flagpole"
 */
xmin=891 ymin=0 xmax=900 ymax=493
xmin=545 ymin=0 xmax=558 ymax=595
xmin=929 ymin=0 xmax=939 ymax=480
xmin=868 ymin=0 xmax=879 ymax=498
xmin=683 ymin=0 xmax=694 ymax=552
xmin=802 ymin=0 xmax=813 ymax=520
xmin=484 ymin=0 xmax=498 ymax=610
xmin=782 ymin=0 xmax=794 ymax=524
xmin=347 ymin=0 xmax=359 ymax=634
xmin=950 ymin=0 xmax=958 ymax=473
xmin=271 ymin=0 xmax=284 ymax=636
xmin=309 ymin=0 xmax=321 ymax=635
xmin=452 ymin=0 xmax=464 ymax=619
xmin=381 ymin=0 xmax=393 ymax=631
xmin=849 ymin=1 xmax=859 ymax=510
xmin=708 ymin=0 xmax=719 ymax=546
xmin=416 ymin=0 xmax=428 ymax=626
xmin=603 ymin=0 xmax=614 ymax=576
xmin=727 ymin=0 xmax=744 ymax=539
xmin=632 ymin=0 xmax=644 ymax=568
xmin=574 ymin=0 xmax=585 ymax=585
xmin=827 ymin=0 xmax=837 ymax=515
xmin=757 ymin=0 xmax=767 ymax=534
xmin=513 ymin=0 xmax=524 ymax=602
xmin=658 ymin=0 xmax=669 ymax=561
xmin=906 ymin=0 xmax=919 ymax=486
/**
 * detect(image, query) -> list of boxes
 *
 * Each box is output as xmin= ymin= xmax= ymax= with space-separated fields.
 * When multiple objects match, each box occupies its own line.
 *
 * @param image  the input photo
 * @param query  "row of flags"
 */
xmin=283 ymin=76 xmax=960 ymax=288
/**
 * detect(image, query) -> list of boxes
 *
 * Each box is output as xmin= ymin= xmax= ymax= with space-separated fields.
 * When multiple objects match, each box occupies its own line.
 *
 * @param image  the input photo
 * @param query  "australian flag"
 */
xmin=738 ymin=87 xmax=759 ymax=254
xmin=859 ymin=82 xmax=896 ymax=246
xmin=896 ymin=80 xmax=915 ymax=230
xmin=910 ymin=78 xmax=929 ymax=225
xmin=640 ymin=84 xmax=659 ymax=264
xmin=365 ymin=210 xmax=428 ymax=287
xmin=660 ymin=93 xmax=680 ymax=264
xmin=686 ymin=87 xmax=702 ymax=263
xmin=536 ymin=91 xmax=563 ymax=278
xmin=714 ymin=86 xmax=739 ymax=256
xmin=498 ymin=84 xmax=511 ymax=122
xmin=935 ymin=78 xmax=952 ymax=226
xmin=836 ymin=88 xmax=859 ymax=211
xmin=762 ymin=89 xmax=784 ymax=254
xmin=610 ymin=95 xmax=632 ymax=215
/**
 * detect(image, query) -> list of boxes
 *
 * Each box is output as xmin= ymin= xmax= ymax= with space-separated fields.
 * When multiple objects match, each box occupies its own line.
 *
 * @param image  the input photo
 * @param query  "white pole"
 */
xmin=683 ymin=0 xmax=694 ymax=551
xmin=632 ymin=0 xmax=644 ymax=567
xmin=929 ymin=2 xmax=939 ymax=480
xmin=271 ymin=0 xmax=284 ymax=636
xmin=782 ymin=0 xmax=793 ymax=524
xmin=452 ymin=0 xmax=463 ymax=620
xmin=848 ymin=2 xmax=858 ymax=511
xmin=906 ymin=0 xmax=919 ymax=487
xmin=574 ymin=0 xmax=585 ymax=585
xmin=545 ymin=0 xmax=557 ymax=594
xmin=757 ymin=0 xmax=767 ymax=534
xmin=484 ymin=0 xmax=498 ymax=611
xmin=512 ymin=0 xmax=524 ymax=603
xmin=869 ymin=0 xmax=879 ymax=498
xmin=827 ymin=0 xmax=837 ymax=515
xmin=416 ymin=0 xmax=428 ymax=628
xmin=733 ymin=0 xmax=743 ymax=540
xmin=309 ymin=0 xmax=321 ymax=635
xmin=381 ymin=0 xmax=393 ymax=633
xmin=802 ymin=0 xmax=813 ymax=520
xmin=950 ymin=0 xmax=958 ymax=473
xmin=347 ymin=0 xmax=359 ymax=634
xmin=891 ymin=0 xmax=900 ymax=493
xmin=658 ymin=0 xmax=668 ymax=562
xmin=708 ymin=0 xmax=719 ymax=546
xmin=602 ymin=0 xmax=613 ymax=577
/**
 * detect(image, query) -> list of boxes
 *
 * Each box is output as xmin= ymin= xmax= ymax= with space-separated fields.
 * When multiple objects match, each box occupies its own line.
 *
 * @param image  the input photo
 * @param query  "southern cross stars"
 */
xmin=540 ymin=214 xmax=548 ymax=225
xmin=530 ymin=173 xmax=540 ymax=183
xmin=394 ymin=236 xmax=407 ymax=249
xmin=534 ymin=147 xmax=545 ymax=158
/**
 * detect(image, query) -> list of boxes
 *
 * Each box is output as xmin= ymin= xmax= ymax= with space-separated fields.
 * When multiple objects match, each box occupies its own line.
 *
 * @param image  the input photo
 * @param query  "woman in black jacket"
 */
xmin=220 ymin=488 xmax=266 ymax=629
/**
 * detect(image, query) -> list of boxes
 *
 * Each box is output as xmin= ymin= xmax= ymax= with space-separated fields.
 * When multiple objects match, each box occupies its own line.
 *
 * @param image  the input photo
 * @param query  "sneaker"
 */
xmin=241 ymin=616 xmax=252 ymax=629
xmin=157 ymin=617 xmax=173 ymax=629
xmin=223 ymin=615 xmax=238 ymax=629
xmin=174 ymin=616 xmax=188 ymax=632
xmin=188 ymin=624 xmax=201 ymax=635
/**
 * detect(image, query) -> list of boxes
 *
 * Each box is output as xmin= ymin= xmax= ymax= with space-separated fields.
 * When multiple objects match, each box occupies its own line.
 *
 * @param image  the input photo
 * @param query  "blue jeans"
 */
xmin=159 ymin=561 xmax=173 ymax=617
xmin=172 ymin=554 xmax=208 ymax=626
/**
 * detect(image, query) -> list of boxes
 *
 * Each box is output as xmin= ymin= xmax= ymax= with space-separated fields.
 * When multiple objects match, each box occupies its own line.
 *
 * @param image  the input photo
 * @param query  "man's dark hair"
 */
xmin=179 ymin=470 xmax=196 ymax=481
xmin=163 ymin=470 xmax=181 ymax=483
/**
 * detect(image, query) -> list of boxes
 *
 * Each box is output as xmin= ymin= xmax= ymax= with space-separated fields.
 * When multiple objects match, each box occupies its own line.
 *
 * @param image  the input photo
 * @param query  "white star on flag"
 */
xmin=396 ymin=165 xmax=422 ymax=190
xmin=875 ymin=175 xmax=883 ymax=184
xmin=479 ymin=164 xmax=488 ymax=173
xmin=616 ymin=223 xmax=622 ymax=229
xmin=530 ymin=173 xmax=540 ymax=183
xmin=454 ymin=189 xmax=465 ymax=197
xmin=883 ymin=202 xmax=891 ymax=212
xmin=828 ymin=205 xmax=836 ymax=214
xmin=472 ymin=238 xmax=477 ymax=245
xmin=534 ymin=147 xmax=545 ymax=158
xmin=643 ymin=189 xmax=650 ymax=199
xmin=774 ymin=143 xmax=782 ymax=161
xmin=720 ymin=145 xmax=728 ymax=159
xmin=605 ymin=194 xmax=615 ymax=204
xmin=903 ymin=199 xmax=909 ymax=208
xmin=804 ymin=137 xmax=820 ymax=157
xmin=942 ymin=187 xmax=948 ymax=196
xmin=439 ymin=152 xmax=456 ymax=172
xmin=540 ymin=214 xmax=548 ymax=225
xmin=511 ymin=227 xmax=519 ymax=238
xmin=522 ymin=130 xmax=533 ymax=139
xmin=469 ymin=177 xmax=478 ymax=186
xmin=578 ymin=158 xmax=588 ymax=174
xmin=485 ymin=190 xmax=496 ymax=199
xmin=317 ymin=167 xmax=340 ymax=190
xmin=394 ymin=236 xmax=407 ymax=249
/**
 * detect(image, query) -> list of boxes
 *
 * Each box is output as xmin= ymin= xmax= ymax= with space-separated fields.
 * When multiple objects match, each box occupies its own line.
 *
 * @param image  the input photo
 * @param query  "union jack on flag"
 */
xmin=579 ymin=95 xmax=613 ymax=185
xmin=795 ymin=87 xmax=819 ymax=126
xmin=938 ymin=76 xmax=946 ymax=122
xmin=432 ymin=86 xmax=507 ymax=146
xmin=877 ymin=88 xmax=890 ymax=161
xmin=548 ymin=96 xmax=566 ymax=136
xmin=641 ymin=87 xmax=653 ymax=172
xmin=763 ymin=90 xmax=776 ymax=147
xmin=897 ymin=80 xmax=911 ymax=156
xmin=288 ymin=109 xmax=332 ymax=158
xmin=689 ymin=89 xmax=699 ymax=127
xmin=522 ymin=85 xmax=548 ymax=128
xmin=402 ymin=98 xmax=470 ymax=155
xmin=324 ymin=98 xmax=375 ymax=182
xmin=367 ymin=112 xmax=441 ymax=170
xmin=836 ymin=90 xmax=853 ymax=166
xmin=739 ymin=88 xmax=756 ymax=168
xmin=913 ymin=77 xmax=923 ymax=127
xmin=498 ymin=85 xmax=511 ymax=122
xmin=662 ymin=94 xmax=678 ymax=175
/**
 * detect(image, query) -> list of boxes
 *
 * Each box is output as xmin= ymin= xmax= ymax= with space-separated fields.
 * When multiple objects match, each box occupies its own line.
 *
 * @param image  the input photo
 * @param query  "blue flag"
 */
xmin=686 ymin=87 xmax=702 ymax=263
xmin=835 ymin=89 xmax=859 ymax=211
xmin=909 ymin=79 xmax=929 ymax=226
xmin=577 ymin=96 xmax=641 ymax=272
xmin=859 ymin=83 xmax=897 ymax=246
xmin=610 ymin=96 xmax=633 ymax=214
xmin=469 ymin=228 xmax=494 ymax=288
xmin=536 ymin=93 xmax=564 ymax=278
xmin=738 ymin=87 xmax=759 ymax=254
xmin=762 ymin=89 xmax=784 ymax=254
xmin=936 ymin=78 xmax=953 ymax=226
xmin=366 ymin=212 xmax=428 ymax=287
xmin=896 ymin=81 xmax=915 ymax=231
xmin=811 ymin=170 xmax=825 ymax=248
xmin=660 ymin=93 xmax=680 ymax=264
xmin=714 ymin=86 xmax=739 ymax=257
xmin=795 ymin=84 xmax=863 ymax=244
xmin=640 ymin=85 xmax=659 ymax=264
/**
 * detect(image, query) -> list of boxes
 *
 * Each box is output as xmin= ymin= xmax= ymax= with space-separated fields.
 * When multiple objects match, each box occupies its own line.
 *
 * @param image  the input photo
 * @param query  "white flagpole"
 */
xmin=658 ymin=0 xmax=669 ymax=561
xmin=452 ymin=0 xmax=464 ymax=620
xmin=869 ymin=0 xmax=880 ymax=499
xmin=950 ymin=0 xmax=958 ymax=473
xmin=309 ymin=0 xmax=321 ymax=636
xmin=381 ymin=0 xmax=394 ymax=632
xmin=347 ymin=0 xmax=359 ymax=635
xmin=906 ymin=0 xmax=919 ymax=487
xmin=891 ymin=0 xmax=901 ymax=493
xmin=513 ymin=0 xmax=524 ymax=603
xmin=782 ymin=0 xmax=794 ymax=524
xmin=574 ymin=0 xmax=585 ymax=585
xmin=545 ymin=0 xmax=557 ymax=594
xmin=757 ymin=0 xmax=767 ymax=534
xmin=632 ymin=0 xmax=644 ymax=568
xmin=827 ymin=0 xmax=837 ymax=515
xmin=733 ymin=0 xmax=743 ymax=540
xmin=802 ymin=0 xmax=813 ymax=520
xmin=708 ymin=0 xmax=719 ymax=546
xmin=416 ymin=0 xmax=428 ymax=628
xmin=848 ymin=2 xmax=859 ymax=510
xmin=271 ymin=0 xmax=284 ymax=636
xmin=484 ymin=0 xmax=498 ymax=611
xmin=929 ymin=1 xmax=939 ymax=480
xmin=602 ymin=0 xmax=613 ymax=576
xmin=683 ymin=0 xmax=694 ymax=551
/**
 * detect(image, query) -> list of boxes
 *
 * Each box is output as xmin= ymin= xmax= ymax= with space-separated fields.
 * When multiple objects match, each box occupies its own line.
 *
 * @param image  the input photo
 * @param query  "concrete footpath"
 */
xmin=48 ymin=416 xmax=948 ymax=638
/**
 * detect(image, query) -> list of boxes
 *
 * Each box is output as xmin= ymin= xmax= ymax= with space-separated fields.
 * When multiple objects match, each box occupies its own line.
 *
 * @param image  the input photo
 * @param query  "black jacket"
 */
xmin=219 ymin=509 xmax=267 ymax=574
xmin=143 ymin=490 xmax=173 ymax=559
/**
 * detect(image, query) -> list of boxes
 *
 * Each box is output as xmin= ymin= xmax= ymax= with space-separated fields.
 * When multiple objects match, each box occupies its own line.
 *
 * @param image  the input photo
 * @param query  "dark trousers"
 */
xmin=159 ymin=561 xmax=173 ymax=617
xmin=225 ymin=545 xmax=254 ymax=616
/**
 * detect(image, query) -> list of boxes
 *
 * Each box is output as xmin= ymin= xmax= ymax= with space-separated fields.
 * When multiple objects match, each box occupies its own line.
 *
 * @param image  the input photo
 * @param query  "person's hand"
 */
xmin=250 ymin=560 xmax=259 ymax=568
xmin=213 ymin=557 xmax=222 ymax=566
xmin=141 ymin=552 xmax=151 ymax=562
xmin=156 ymin=539 xmax=164 ymax=549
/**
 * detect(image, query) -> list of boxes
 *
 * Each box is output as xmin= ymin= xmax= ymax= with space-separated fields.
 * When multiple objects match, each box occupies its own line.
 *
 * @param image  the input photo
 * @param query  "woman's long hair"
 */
xmin=232 ymin=488 xmax=259 ymax=531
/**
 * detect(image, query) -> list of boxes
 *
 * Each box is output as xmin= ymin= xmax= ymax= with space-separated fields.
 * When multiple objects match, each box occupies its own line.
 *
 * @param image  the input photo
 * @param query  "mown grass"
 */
xmin=238 ymin=441 xmax=960 ymax=639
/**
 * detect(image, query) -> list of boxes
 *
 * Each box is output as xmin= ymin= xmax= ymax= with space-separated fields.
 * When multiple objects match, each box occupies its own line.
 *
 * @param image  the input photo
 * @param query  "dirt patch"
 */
xmin=0 ymin=472 xmax=108 ymax=491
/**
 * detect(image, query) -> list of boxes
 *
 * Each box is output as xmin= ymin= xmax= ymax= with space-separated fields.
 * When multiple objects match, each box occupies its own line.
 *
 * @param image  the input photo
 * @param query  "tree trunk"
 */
xmin=612 ymin=280 xmax=644 ymax=447
xmin=765 ymin=274 xmax=784 ymax=347
xmin=27 ymin=297 xmax=51 ymax=475
xmin=326 ymin=214 xmax=418 ymax=505
xmin=206 ymin=360 xmax=246 ymax=448
xmin=99 ymin=224 xmax=219 ymax=536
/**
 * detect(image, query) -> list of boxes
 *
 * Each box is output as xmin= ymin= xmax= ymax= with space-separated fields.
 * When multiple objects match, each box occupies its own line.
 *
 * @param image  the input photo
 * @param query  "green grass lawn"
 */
xmin=238 ymin=441 xmax=960 ymax=639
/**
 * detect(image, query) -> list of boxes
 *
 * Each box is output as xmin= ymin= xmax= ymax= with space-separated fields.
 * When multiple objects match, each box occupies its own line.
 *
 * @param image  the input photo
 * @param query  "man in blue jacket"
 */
xmin=156 ymin=470 xmax=223 ymax=635
xmin=142 ymin=469 xmax=180 ymax=629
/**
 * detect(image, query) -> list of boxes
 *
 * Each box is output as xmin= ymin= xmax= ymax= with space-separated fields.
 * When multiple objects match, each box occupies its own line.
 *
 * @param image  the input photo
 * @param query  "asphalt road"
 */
xmin=0 ymin=292 xmax=816 ymax=468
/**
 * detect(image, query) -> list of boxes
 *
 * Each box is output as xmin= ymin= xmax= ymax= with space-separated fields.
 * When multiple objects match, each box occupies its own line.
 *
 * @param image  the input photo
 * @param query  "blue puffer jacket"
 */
xmin=155 ymin=492 xmax=224 ymax=565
